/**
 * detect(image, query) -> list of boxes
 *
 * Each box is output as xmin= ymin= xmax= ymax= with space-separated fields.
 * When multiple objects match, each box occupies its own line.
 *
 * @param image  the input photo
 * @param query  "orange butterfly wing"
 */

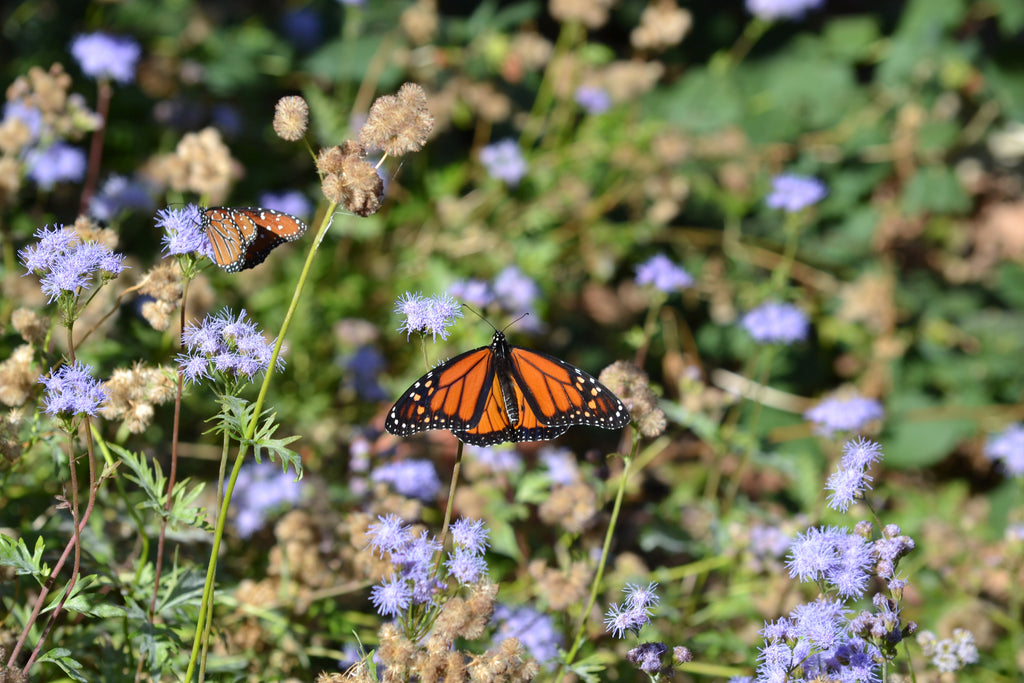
xmin=385 ymin=331 xmax=630 ymax=446
xmin=201 ymin=207 xmax=308 ymax=273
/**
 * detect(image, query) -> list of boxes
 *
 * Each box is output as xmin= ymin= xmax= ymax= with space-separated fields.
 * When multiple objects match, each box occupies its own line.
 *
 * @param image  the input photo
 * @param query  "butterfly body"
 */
xmin=386 ymin=331 xmax=630 ymax=446
xmin=201 ymin=207 xmax=308 ymax=272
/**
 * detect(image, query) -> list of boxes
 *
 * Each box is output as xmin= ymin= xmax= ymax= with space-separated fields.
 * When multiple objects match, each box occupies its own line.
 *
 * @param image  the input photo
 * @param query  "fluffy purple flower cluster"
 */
xmin=39 ymin=360 xmax=108 ymax=417
xmin=635 ymin=253 xmax=694 ymax=294
xmin=741 ymin=301 xmax=810 ymax=345
xmin=753 ymin=439 xmax=918 ymax=683
xmin=824 ymin=437 xmax=883 ymax=512
xmin=394 ymin=291 xmax=464 ymax=341
xmin=480 ymin=139 xmax=528 ymax=187
xmin=157 ymin=204 xmax=214 ymax=261
xmin=18 ymin=225 xmax=126 ymax=303
xmin=366 ymin=516 xmax=490 ymax=617
xmin=765 ymin=173 xmax=827 ymax=211
xmin=604 ymin=582 xmax=660 ymax=638
xmin=370 ymin=459 xmax=442 ymax=501
xmin=450 ymin=265 xmax=542 ymax=326
xmin=177 ymin=309 xmax=281 ymax=385
xmin=804 ymin=393 xmax=884 ymax=437
xmin=746 ymin=0 xmax=824 ymax=21
xmin=70 ymin=32 xmax=142 ymax=83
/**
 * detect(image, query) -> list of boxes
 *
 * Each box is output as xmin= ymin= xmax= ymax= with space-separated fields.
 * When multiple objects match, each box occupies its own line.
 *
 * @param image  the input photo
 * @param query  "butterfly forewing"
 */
xmin=385 ymin=330 xmax=631 ymax=446
xmin=385 ymin=347 xmax=496 ymax=436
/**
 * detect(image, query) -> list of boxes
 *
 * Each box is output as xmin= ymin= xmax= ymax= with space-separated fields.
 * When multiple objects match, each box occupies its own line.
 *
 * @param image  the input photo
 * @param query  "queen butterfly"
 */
xmin=385 ymin=330 xmax=630 ymax=446
xmin=200 ymin=207 xmax=308 ymax=273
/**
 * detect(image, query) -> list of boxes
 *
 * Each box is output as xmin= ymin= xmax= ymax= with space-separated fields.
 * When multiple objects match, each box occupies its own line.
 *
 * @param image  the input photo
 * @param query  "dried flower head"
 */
xmin=359 ymin=83 xmax=434 ymax=157
xmin=0 ymin=157 xmax=22 ymax=206
xmin=100 ymin=363 xmax=175 ymax=433
xmin=0 ymin=345 xmax=37 ymax=407
xmin=549 ymin=0 xmax=614 ymax=29
xmin=143 ymin=127 xmax=240 ymax=204
xmin=631 ymin=0 xmax=692 ymax=51
xmin=0 ymin=408 xmax=24 ymax=467
xmin=599 ymin=361 xmax=662 ymax=435
xmin=273 ymin=95 xmax=309 ymax=141
xmin=320 ymin=141 xmax=384 ymax=216
xmin=538 ymin=481 xmax=598 ymax=533
xmin=10 ymin=307 xmax=48 ymax=344
xmin=400 ymin=0 xmax=439 ymax=45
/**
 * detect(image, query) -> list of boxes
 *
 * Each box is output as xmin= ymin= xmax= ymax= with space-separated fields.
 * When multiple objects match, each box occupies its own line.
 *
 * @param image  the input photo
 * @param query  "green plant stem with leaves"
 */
xmin=183 ymin=203 xmax=337 ymax=682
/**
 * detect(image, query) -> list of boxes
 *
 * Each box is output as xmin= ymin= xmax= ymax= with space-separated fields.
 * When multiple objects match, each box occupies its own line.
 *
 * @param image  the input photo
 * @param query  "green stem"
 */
xmin=183 ymin=203 xmax=337 ymax=681
xmin=557 ymin=432 xmax=641 ymax=679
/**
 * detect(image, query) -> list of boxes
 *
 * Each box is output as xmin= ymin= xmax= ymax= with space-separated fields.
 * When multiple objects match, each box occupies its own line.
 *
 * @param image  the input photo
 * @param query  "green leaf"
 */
xmin=648 ymin=66 xmax=743 ymax=133
xmin=901 ymin=166 xmax=970 ymax=215
xmin=37 ymin=647 xmax=87 ymax=682
xmin=822 ymin=16 xmax=881 ymax=61
xmin=0 ymin=534 xmax=49 ymax=579
xmin=884 ymin=392 xmax=976 ymax=469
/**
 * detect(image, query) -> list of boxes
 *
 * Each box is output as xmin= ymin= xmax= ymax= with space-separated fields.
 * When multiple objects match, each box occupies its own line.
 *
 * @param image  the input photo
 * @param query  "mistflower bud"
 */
xmin=673 ymin=645 xmax=693 ymax=664
xmin=359 ymin=82 xmax=434 ymax=157
xmin=273 ymin=95 xmax=309 ymax=141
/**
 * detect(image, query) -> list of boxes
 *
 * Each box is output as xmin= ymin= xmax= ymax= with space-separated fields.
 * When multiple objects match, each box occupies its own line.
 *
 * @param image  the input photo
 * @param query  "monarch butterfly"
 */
xmin=385 ymin=330 xmax=630 ymax=446
xmin=201 ymin=207 xmax=308 ymax=273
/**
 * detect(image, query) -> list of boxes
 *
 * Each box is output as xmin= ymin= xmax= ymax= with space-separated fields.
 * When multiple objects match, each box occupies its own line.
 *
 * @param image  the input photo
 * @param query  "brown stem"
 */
xmin=80 ymin=79 xmax=112 ymax=215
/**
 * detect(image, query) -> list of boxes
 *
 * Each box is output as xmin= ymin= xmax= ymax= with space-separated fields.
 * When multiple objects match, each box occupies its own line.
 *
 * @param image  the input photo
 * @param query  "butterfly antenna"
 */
xmin=501 ymin=312 xmax=530 ymax=333
xmin=462 ymin=303 xmax=498 ymax=332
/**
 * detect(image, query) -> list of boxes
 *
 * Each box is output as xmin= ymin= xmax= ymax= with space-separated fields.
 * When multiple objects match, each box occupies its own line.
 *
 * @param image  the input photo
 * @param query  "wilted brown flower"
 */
xmin=10 ymin=308 xmax=47 ymax=345
xmin=600 ymin=361 xmax=665 ymax=437
xmin=359 ymin=83 xmax=434 ymax=157
xmin=538 ymin=481 xmax=599 ymax=533
xmin=142 ymin=127 xmax=241 ymax=204
xmin=631 ymin=0 xmax=692 ymax=51
xmin=273 ymin=95 xmax=309 ymax=141
xmin=100 ymin=363 xmax=175 ymax=433
xmin=549 ymin=0 xmax=614 ymax=29
xmin=0 ymin=345 xmax=36 ymax=407
xmin=321 ymin=142 xmax=384 ymax=217
xmin=400 ymin=0 xmax=439 ymax=45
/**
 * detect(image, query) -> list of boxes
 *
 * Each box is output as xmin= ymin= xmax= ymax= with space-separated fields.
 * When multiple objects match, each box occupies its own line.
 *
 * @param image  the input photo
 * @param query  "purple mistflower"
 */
xmin=575 ymin=86 xmax=612 ymax=115
xmin=983 ymin=423 xmax=1024 ymax=476
xmin=766 ymin=173 xmax=828 ymax=211
xmin=178 ymin=309 xmax=280 ymax=385
xmin=492 ymin=604 xmax=562 ymax=666
xmin=604 ymin=601 xmax=651 ymax=639
xmin=89 ymin=175 xmax=154 ymax=221
xmin=623 ymin=582 xmax=660 ymax=612
xmin=492 ymin=265 xmax=540 ymax=318
xmin=790 ymin=599 xmax=847 ymax=651
xmin=394 ymin=291 xmax=465 ymax=341
xmin=230 ymin=459 xmax=305 ymax=538
xmin=445 ymin=546 xmax=488 ymax=585
xmin=338 ymin=0 xmax=366 ymax=6
xmin=259 ymin=190 xmax=313 ymax=220
xmin=391 ymin=531 xmax=444 ymax=604
xmin=70 ymin=32 xmax=141 ymax=83
xmin=746 ymin=0 xmax=824 ymax=21
xmin=825 ymin=438 xmax=883 ymax=512
xmin=756 ymin=640 xmax=796 ymax=681
xmin=39 ymin=361 xmax=108 ymax=417
xmin=158 ymin=204 xmax=212 ymax=259
xmin=450 ymin=518 xmax=489 ymax=554
xmin=370 ymin=575 xmax=412 ymax=617
xmin=370 ymin=459 xmax=441 ymax=501
xmin=282 ymin=7 xmax=325 ymax=49
xmin=466 ymin=443 xmax=522 ymax=473
xmin=449 ymin=278 xmax=494 ymax=309
xmin=26 ymin=142 xmax=87 ymax=190
xmin=539 ymin=445 xmax=579 ymax=485
xmin=787 ymin=526 xmax=873 ymax=599
xmin=19 ymin=225 xmax=126 ymax=303
xmin=741 ymin=301 xmax=810 ymax=345
xmin=480 ymin=139 xmax=528 ymax=187
xmin=366 ymin=514 xmax=411 ymax=557
xmin=635 ymin=253 xmax=694 ymax=293
xmin=626 ymin=642 xmax=667 ymax=674
xmin=804 ymin=393 xmax=884 ymax=437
